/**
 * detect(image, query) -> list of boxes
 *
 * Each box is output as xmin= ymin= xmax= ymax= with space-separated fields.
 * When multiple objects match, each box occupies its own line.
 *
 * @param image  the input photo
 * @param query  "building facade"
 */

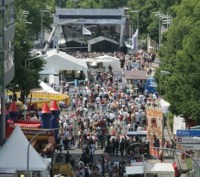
xmin=0 ymin=0 xmax=15 ymax=145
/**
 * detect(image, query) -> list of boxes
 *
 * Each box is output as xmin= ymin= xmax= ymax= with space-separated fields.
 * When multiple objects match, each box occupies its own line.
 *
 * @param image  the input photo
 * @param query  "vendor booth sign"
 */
xmin=6 ymin=123 xmax=54 ymax=141
xmin=146 ymin=99 xmax=163 ymax=157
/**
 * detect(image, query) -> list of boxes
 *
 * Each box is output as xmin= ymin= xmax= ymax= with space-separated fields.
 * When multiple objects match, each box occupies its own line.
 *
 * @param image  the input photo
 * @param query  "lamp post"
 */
xmin=154 ymin=12 xmax=172 ymax=49
xmin=131 ymin=10 xmax=139 ymax=32
xmin=40 ymin=9 xmax=50 ymax=47
xmin=27 ymin=127 xmax=61 ymax=177
xmin=153 ymin=147 xmax=200 ymax=177
xmin=24 ymin=54 xmax=47 ymax=119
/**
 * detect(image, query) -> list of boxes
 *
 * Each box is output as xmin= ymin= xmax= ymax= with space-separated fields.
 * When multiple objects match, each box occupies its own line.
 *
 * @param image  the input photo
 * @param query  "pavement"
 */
xmin=57 ymin=65 xmax=191 ymax=176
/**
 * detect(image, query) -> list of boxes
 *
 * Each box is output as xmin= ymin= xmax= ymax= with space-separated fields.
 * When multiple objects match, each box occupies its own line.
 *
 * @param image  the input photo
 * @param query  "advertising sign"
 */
xmin=176 ymin=137 xmax=199 ymax=144
xmin=176 ymin=130 xmax=200 ymax=150
xmin=6 ymin=123 xmax=54 ymax=140
xmin=177 ymin=129 xmax=200 ymax=137
xmin=177 ymin=144 xmax=200 ymax=150
xmin=146 ymin=99 xmax=163 ymax=157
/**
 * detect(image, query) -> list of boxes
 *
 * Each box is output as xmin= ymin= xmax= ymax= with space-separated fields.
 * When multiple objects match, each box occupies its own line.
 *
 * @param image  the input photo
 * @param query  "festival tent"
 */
xmin=96 ymin=55 xmax=121 ymax=73
xmin=39 ymin=80 xmax=60 ymax=94
xmin=125 ymin=162 xmax=145 ymax=176
xmin=41 ymin=49 xmax=88 ymax=77
xmin=0 ymin=126 xmax=50 ymax=173
xmin=83 ymin=55 xmax=121 ymax=73
xmin=29 ymin=81 xmax=70 ymax=103
xmin=145 ymin=162 xmax=175 ymax=177
xmin=125 ymin=165 xmax=144 ymax=175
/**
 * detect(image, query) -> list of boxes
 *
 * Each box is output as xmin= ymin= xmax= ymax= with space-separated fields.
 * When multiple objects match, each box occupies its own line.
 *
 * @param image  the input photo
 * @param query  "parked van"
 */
xmin=144 ymin=77 xmax=158 ymax=95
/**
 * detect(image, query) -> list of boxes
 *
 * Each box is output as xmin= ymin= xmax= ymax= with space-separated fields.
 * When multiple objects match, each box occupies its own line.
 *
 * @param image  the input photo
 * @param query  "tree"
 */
xmin=127 ymin=0 xmax=181 ymax=43
xmin=65 ymin=0 xmax=127 ymax=8
xmin=15 ymin=0 xmax=55 ymax=39
xmin=155 ymin=0 xmax=200 ymax=123
xmin=7 ymin=2 xmax=48 ymax=103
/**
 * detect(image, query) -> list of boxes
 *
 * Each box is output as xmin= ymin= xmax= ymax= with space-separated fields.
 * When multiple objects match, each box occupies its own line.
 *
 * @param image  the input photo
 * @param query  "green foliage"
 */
xmin=8 ymin=18 xmax=45 ymax=100
xmin=127 ymin=0 xmax=181 ymax=42
xmin=65 ymin=0 xmax=127 ymax=8
xmin=155 ymin=0 xmax=200 ymax=122
xmin=167 ymin=112 xmax=174 ymax=131
xmin=15 ymin=0 xmax=55 ymax=37
xmin=7 ymin=0 xmax=49 ymax=102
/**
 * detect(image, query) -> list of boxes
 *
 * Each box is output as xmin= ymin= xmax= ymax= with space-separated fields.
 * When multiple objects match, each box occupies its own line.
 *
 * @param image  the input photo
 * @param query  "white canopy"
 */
xmin=39 ymin=81 xmax=59 ymax=94
xmin=39 ymin=69 xmax=58 ymax=75
xmin=43 ymin=49 xmax=88 ymax=76
xmin=0 ymin=126 xmax=50 ymax=171
xmin=96 ymin=55 xmax=121 ymax=73
xmin=83 ymin=55 xmax=121 ymax=74
xmin=125 ymin=165 xmax=144 ymax=175
xmin=146 ymin=163 xmax=175 ymax=174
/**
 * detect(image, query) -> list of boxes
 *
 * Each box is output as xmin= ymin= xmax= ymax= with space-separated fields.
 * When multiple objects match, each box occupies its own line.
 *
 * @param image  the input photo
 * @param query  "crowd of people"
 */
xmin=54 ymin=50 xmax=159 ymax=176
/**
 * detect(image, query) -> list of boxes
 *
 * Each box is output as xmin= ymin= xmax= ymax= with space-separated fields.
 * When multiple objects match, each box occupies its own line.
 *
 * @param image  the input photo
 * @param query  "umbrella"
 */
xmin=78 ymin=161 xmax=84 ymax=167
xmin=129 ymin=142 xmax=144 ymax=148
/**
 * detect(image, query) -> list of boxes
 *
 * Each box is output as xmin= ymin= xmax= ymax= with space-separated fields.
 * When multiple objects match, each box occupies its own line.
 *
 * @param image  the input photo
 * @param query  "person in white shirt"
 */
xmin=95 ymin=96 xmax=101 ymax=109
xmin=60 ymin=115 xmax=65 ymax=127
xmin=30 ymin=114 xmax=38 ymax=121
xmin=83 ymin=106 xmax=88 ymax=117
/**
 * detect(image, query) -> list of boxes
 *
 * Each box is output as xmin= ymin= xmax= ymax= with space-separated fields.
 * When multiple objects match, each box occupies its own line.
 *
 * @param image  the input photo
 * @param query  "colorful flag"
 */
xmin=131 ymin=29 xmax=138 ymax=50
xmin=82 ymin=26 xmax=92 ymax=36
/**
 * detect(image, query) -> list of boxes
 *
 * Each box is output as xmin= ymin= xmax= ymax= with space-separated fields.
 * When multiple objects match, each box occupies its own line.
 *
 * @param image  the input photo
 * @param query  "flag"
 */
xmin=131 ymin=29 xmax=138 ymax=50
xmin=82 ymin=26 xmax=92 ymax=36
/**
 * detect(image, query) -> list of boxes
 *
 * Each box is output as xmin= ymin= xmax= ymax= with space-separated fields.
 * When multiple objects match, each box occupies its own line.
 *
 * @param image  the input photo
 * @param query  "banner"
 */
xmin=146 ymin=98 xmax=163 ymax=157
xmin=82 ymin=26 xmax=92 ymax=36
xmin=131 ymin=29 xmax=138 ymax=50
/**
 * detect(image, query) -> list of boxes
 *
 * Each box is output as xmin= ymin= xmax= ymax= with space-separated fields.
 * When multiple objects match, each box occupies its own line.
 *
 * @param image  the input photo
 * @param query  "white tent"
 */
xmin=39 ymin=80 xmax=59 ymax=94
xmin=96 ymin=55 xmax=121 ymax=73
xmin=146 ymin=163 xmax=175 ymax=177
xmin=83 ymin=55 xmax=121 ymax=74
xmin=125 ymin=165 xmax=144 ymax=175
xmin=0 ymin=126 xmax=50 ymax=172
xmin=42 ymin=49 xmax=88 ymax=77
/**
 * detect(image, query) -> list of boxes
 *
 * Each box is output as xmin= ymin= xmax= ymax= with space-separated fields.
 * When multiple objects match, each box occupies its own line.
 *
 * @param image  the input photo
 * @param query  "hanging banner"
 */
xmin=146 ymin=98 xmax=163 ymax=157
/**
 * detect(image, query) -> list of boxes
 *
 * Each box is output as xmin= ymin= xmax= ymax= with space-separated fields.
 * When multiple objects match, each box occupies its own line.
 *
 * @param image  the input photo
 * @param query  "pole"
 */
xmin=40 ymin=10 xmax=43 ymax=47
xmin=27 ymin=127 xmax=60 ymax=177
xmin=153 ymin=147 xmax=200 ymax=177
xmin=0 ymin=95 xmax=5 ymax=145
xmin=158 ymin=13 xmax=163 ymax=49
xmin=24 ymin=60 xmax=27 ymax=120
xmin=137 ymin=10 xmax=139 ymax=51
